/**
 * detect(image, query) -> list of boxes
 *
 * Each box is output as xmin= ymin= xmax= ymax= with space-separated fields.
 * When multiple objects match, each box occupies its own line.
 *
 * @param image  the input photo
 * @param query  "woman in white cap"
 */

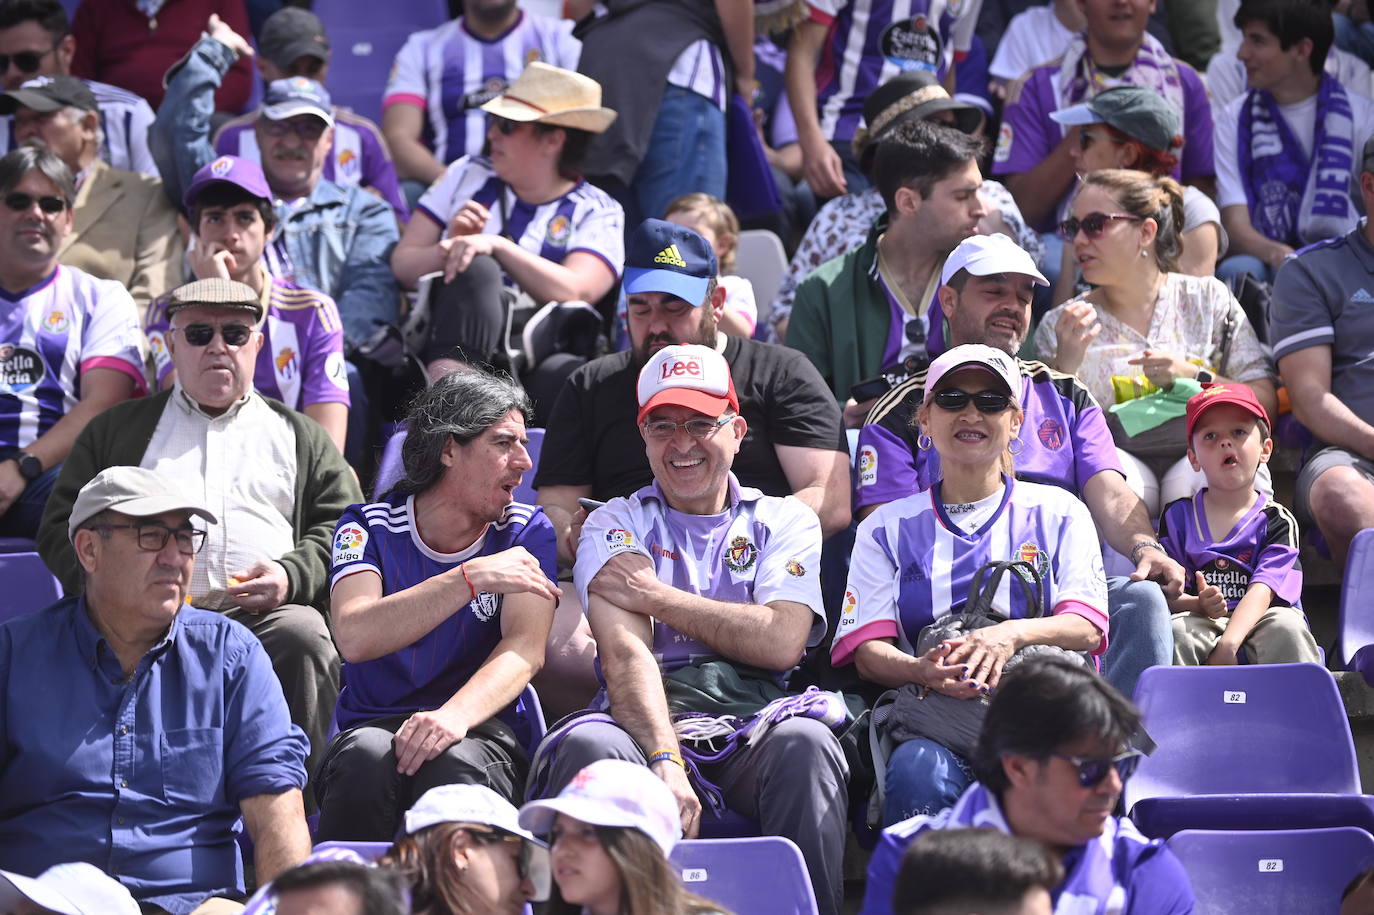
xmin=520 ymin=759 xmax=728 ymax=915
xmin=377 ymin=783 xmax=551 ymax=915
xmin=830 ymin=344 xmax=1108 ymax=826
xmin=391 ymin=61 xmax=625 ymax=380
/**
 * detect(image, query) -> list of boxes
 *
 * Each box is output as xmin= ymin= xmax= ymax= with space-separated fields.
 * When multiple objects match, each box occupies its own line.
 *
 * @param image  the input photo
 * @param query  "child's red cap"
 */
xmin=1185 ymin=382 xmax=1270 ymax=441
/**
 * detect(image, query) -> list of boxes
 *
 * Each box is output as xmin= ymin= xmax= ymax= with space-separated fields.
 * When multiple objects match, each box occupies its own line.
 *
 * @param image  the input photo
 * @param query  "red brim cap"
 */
xmin=636 ymin=384 xmax=738 ymax=425
xmin=1185 ymin=382 xmax=1270 ymax=440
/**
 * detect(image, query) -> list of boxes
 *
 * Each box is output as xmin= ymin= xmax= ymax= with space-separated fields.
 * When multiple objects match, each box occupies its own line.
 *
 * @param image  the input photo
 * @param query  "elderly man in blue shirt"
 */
xmin=0 ymin=466 xmax=311 ymax=914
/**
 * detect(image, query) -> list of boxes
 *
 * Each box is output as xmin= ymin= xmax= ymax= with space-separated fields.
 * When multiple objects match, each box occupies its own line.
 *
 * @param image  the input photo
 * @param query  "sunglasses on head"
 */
xmin=1059 ymin=212 xmax=1142 ymax=241
xmin=176 ymin=323 xmax=254 ymax=347
xmin=4 ymin=192 xmax=65 ymax=214
xmin=1051 ymin=749 xmax=1143 ymax=788
xmin=0 ymin=45 xmax=55 ymax=75
xmin=932 ymin=389 xmax=1012 ymax=414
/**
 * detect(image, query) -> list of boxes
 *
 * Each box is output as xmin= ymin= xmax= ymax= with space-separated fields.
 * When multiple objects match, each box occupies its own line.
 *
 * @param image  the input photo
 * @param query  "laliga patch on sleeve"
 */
xmin=147 ymin=329 xmax=171 ymax=375
xmin=857 ymin=445 xmax=878 ymax=487
xmin=994 ymin=122 xmax=1013 ymax=164
xmin=836 ymin=588 xmax=859 ymax=631
xmin=333 ymin=523 xmax=368 ymax=565
xmin=325 ymin=351 xmax=350 ymax=390
xmin=604 ymin=528 xmax=636 ymax=554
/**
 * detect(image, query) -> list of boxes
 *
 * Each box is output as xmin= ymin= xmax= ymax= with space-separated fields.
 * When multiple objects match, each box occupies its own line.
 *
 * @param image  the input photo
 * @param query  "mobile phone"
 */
xmin=577 ymin=498 xmax=607 ymax=512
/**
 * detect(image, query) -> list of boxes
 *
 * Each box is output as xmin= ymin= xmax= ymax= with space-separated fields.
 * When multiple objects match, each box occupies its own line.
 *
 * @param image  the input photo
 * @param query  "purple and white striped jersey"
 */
xmin=574 ymin=475 xmax=826 ymax=680
xmin=832 ymin=477 xmax=1108 ymax=667
xmin=0 ymin=79 xmax=157 ymax=177
xmin=383 ymin=13 xmax=581 ymax=165
xmin=808 ymin=0 xmax=982 ymax=143
xmin=0 ymin=266 xmax=145 ymax=451
xmin=416 ymin=155 xmax=624 ymax=281
xmin=329 ymin=492 xmax=558 ymax=730
xmin=1158 ymin=490 xmax=1303 ymax=611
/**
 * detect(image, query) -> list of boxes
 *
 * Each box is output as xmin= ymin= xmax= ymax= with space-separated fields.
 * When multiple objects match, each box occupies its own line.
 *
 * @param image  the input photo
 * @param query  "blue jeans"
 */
xmin=0 ymin=463 xmax=60 ymax=540
xmin=633 ymin=85 xmax=727 ymax=229
xmin=883 ymin=737 xmax=974 ymax=826
xmin=1101 ymin=576 xmax=1174 ymax=701
xmin=1216 ymin=254 xmax=1273 ymax=289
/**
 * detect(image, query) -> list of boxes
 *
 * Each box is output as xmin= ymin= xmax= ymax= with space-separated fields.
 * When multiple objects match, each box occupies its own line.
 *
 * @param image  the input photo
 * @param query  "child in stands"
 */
xmin=1158 ymin=383 xmax=1321 ymax=665
xmin=664 ymin=193 xmax=757 ymax=338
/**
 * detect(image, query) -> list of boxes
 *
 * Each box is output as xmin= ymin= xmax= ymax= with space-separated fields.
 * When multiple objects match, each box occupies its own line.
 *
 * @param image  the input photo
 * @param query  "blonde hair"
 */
xmin=1077 ymin=169 xmax=1185 ymax=274
xmin=664 ymin=192 xmax=740 ymax=275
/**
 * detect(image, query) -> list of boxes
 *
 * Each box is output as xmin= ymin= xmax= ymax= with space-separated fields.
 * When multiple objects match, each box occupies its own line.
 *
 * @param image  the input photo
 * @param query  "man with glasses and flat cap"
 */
xmin=0 ymin=145 xmax=143 ymax=540
xmin=0 ymin=466 xmax=312 ymax=915
xmin=38 ymin=277 xmax=362 ymax=796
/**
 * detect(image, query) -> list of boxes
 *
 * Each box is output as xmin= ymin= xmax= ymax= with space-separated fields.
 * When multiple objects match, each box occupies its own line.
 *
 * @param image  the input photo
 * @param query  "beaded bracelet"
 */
xmin=648 ymin=748 xmax=685 ymax=768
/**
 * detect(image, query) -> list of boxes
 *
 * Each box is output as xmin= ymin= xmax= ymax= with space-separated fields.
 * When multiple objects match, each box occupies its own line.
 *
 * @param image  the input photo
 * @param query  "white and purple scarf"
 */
xmin=915 ymin=783 xmax=1135 ymax=915
xmin=1238 ymin=74 xmax=1358 ymax=248
xmin=1055 ymin=31 xmax=1185 ymax=125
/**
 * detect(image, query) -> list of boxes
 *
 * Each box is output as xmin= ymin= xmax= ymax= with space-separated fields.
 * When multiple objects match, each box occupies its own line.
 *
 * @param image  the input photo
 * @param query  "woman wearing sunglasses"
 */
xmin=1033 ymin=169 xmax=1276 ymax=517
xmin=392 ymin=62 xmax=624 ymax=380
xmin=832 ymin=344 xmax=1108 ymax=825
xmin=377 ymin=783 xmax=552 ymax=915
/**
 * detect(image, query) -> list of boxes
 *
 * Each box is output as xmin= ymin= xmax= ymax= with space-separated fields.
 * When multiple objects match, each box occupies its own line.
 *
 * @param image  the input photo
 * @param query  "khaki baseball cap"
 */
xmin=68 ymin=466 xmax=217 ymax=542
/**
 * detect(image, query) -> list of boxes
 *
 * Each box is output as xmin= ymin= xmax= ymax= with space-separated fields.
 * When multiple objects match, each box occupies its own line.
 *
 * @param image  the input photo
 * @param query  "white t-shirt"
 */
xmin=1214 ymin=89 xmax=1374 ymax=210
xmin=987 ymin=3 xmax=1074 ymax=82
xmin=1207 ymin=40 xmax=1374 ymax=111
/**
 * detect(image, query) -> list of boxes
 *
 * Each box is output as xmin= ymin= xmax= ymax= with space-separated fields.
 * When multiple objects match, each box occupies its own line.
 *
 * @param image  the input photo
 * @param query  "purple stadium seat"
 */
xmin=312 ymin=0 xmax=449 ymax=126
xmin=1339 ymin=529 xmax=1374 ymax=683
xmin=1 ymin=552 xmax=61 ymax=622
xmin=1126 ymin=663 xmax=1374 ymax=838
xmin=1167 ymin=828 xmax=1374 ymax=913
xmin=0 ymin=538 xmax=36 ymax=553
xmin=311 ymin=840 xmax=390 ymax=860
xmin=512 ymin=428 xmax=543 ymax=505
xmin=669 ymin=837 xmax=819 ymax=915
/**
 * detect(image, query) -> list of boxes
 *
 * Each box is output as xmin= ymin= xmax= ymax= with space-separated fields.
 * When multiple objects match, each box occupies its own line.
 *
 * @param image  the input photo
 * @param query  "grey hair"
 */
xmin=0 ymin=146 xmax=74 ymax=205
xmin=61 ymin=105 xmax=103 ymax=153
xmin=397 ymin=369 xmax=532 ymax=494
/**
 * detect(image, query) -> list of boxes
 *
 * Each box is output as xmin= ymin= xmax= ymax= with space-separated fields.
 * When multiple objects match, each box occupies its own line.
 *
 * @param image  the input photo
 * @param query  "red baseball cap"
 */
xmin=636 ymin=344 xmax=739 ymax=424
xmin=1185 ymin=382 xmax=1269 ymax=440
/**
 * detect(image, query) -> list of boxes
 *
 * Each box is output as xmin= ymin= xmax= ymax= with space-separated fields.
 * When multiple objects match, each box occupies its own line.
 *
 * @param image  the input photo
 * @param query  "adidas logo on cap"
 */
xmin=1353 ymin=288 xmax=1374 ymax=304
xmin=653 ymin=244 xmax=688 ymax=268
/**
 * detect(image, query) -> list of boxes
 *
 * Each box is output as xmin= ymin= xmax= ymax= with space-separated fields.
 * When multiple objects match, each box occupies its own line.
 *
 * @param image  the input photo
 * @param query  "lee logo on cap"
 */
xmin=659 ymin=356 xmax=703 ymax=380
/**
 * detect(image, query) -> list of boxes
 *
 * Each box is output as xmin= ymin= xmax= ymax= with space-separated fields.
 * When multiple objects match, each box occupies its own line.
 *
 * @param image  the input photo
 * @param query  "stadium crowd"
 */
xmin=2 ymin=0 xmax=1374 ymax=911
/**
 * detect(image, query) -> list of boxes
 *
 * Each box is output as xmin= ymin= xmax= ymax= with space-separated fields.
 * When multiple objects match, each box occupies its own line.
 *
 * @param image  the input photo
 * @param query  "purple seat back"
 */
xmin=1340 ymin=529 xmax=1374 ymax=676
xmin=372 ymin=427 xmax=408 ymax=499
xmin=1168 ymin=828 xmax=1374 ymax=912
xmin=311 ymin=840 xmax=390 ymax=860
xmin=512 ymin=428 xmax=543 ymax=505
xmin=0 ymin=538 xmax=36 ymax=553
xmin=669 ymin=837 xmax=819 ymax=915
xmin=1126 ymin=663 xmax=1360 ymax=814
xmin=313 ymin=0 xmax=449 ymax=126
xmin=1 ymin=552 xmax=60 ymax=622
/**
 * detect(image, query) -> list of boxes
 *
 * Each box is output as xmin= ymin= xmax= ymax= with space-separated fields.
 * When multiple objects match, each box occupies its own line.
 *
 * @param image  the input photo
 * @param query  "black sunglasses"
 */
xmin=1051 ymin=749 xmax=1143 ymax=788
xmin=460 ymin=827 xmax=537 ymax=880
xmin=932 ymin=389 xmax=1012 ymax=414
xmin=262 ymin=117 xmax=327 ymax=140
xmin=177 ymin=323 xmax=254 ymax=347
xmin=1059 ymin=211 xmax=1142 ymax=241
xmin=4 ymin=192 xmax=65 ymax=214
xmin=491 ymin=116 xmax=527 ymax=135
xmin=0 ymin=45 xmax=56 ymax=75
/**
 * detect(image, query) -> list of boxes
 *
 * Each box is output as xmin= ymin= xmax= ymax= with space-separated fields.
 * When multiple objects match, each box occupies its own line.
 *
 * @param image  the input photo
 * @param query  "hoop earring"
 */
xmin=1009 ymin=437 xmax=1023 ymax=456
xmin=917 ymin=433 xmax=932 ymax=451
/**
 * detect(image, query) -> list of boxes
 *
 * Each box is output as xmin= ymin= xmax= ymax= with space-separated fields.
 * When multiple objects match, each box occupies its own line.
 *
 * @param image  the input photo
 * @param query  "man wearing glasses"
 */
xmin=0 ymin=465 xmax=312 ymax=914
xmin=152 ymin=16 xmax=399 ymax=356
xmin=860 ymin=658 xmax=1195 ymax=915
xmin=0 ymin=146 xmax=144 ymax=540
xmin=38 ymin=277 xmax=362 ymax=798
xmin=537 ymin=343 xmax=849 ymax=915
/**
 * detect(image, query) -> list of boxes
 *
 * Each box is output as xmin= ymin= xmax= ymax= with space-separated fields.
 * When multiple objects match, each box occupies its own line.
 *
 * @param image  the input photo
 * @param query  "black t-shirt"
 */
xmin=534 ymin=336 xmax=847 ymax=501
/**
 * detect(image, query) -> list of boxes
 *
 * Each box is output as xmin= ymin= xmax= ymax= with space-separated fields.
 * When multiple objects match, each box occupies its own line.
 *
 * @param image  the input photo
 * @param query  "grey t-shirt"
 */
xmin=1271 ymin=222 xmax=1374 ymax=429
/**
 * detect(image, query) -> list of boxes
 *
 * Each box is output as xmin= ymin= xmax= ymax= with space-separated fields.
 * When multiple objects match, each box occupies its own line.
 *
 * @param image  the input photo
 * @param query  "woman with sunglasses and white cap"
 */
xmin=831 ymin=344 xmax=1108 ymax=826
xmin=391 ymin=62 xmax=625 ymax=380
xmin=519 ymin=759 xmax=729 ymax=915
xmin=377 ymin=783 xmax=551 ymax=915
xmin=1033 ymin=169 xmax=1276 ymax=517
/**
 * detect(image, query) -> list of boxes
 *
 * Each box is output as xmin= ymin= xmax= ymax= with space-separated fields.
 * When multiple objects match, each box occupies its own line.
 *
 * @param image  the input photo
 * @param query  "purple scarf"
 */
xmin=1238 ymin=74 xmax=1357 ymax=247
xmin=1055 ymin=31 xmax=1184 ymax=122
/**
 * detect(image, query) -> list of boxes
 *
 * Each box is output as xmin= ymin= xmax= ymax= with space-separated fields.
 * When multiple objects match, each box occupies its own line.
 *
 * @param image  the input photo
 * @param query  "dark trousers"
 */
xmin=423 ymin=253 xmax=508 ymax=367
xmin=314 ymin=714 xmax=526 ymax=841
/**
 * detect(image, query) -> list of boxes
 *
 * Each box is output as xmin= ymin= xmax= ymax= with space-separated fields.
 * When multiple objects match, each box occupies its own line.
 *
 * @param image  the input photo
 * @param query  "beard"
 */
xmin=630 ymin=306 xmax=717 ymax=369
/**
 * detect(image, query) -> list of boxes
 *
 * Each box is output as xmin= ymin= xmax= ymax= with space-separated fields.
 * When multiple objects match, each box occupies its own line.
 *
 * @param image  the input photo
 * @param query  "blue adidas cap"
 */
xmin=623 ymin=218 xmax=717 ymax=306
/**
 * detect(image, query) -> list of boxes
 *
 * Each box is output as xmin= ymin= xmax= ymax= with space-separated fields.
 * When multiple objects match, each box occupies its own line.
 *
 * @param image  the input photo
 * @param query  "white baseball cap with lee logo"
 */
xmin=636 ymin=344 xmax=739 ymax=423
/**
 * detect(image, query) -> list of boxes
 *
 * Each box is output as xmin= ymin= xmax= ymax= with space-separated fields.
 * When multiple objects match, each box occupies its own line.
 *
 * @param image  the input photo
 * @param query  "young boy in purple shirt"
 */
xmin=1159 ymin=383 xmax=1320 ymax=666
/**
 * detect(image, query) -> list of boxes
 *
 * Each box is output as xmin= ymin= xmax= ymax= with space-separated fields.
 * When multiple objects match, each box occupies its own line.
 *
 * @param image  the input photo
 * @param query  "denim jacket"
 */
xmin=152 ymin=37 xmax=400 ymax=348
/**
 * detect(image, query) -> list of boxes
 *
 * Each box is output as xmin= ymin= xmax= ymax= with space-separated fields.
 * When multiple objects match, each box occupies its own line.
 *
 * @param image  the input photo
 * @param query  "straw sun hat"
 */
xmin=480 ymin=61 xmax=617 ymax=134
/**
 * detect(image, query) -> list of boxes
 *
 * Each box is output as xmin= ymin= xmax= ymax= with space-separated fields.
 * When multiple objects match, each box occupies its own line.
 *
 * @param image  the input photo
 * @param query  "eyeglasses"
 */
xmin=1051 ymin=749 xmax=1143 ymax=788
xmin=175 ymin=323 xmax=254 ymax=347
xmin=261 ymin=117 xmax=328 ymax=140
xmin=0 ymin=44 xmax=57 ymax=75
xmin=931 ymin=389 xmax=1013 ymax=414
xmin=91 ymin=523 xmax=207 ymax=555
xmin=4 ymin=192 xmax=66 ymax=214
xmin=490 ymin=116 xmax=526 ymax=135
xmin=460 ymin=827 xmax=537 ymax=881
xmin=642 ymin=416 xmax=731 ymax=439
xmin=1059 ymin=212 xmax=1142 ymax=241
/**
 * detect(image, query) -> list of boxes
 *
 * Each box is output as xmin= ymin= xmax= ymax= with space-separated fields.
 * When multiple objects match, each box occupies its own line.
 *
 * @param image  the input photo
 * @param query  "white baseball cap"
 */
xmin=636 ymin=344 xmax=738 ymax=424
xmin=940 ymin=233 xmax=1048 ymax=287
xmin=404 ymin=784 xmax=550 ymax=901
xmin=519 ymin=759 xmax=682 ymax=856
xmin=0 ymin=863 xmax=140 ymax=915
xmin=922 ymin=343 xmax=1022 ymax=403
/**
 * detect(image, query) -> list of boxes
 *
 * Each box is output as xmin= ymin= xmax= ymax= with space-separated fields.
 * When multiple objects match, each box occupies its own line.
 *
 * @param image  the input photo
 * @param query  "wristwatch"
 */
xmin=1195 ymin=369 xmax=1214 ymax=384
xmin=11 ymin=452 xmax=41 ymax=482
